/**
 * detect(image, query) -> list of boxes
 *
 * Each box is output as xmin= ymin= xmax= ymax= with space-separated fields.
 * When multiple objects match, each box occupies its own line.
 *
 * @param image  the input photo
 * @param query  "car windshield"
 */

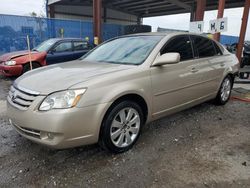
xmin=33 ymin=39 xmax=58 ymax=52
xmin=82 ymin=35 xmax=163 ymax=65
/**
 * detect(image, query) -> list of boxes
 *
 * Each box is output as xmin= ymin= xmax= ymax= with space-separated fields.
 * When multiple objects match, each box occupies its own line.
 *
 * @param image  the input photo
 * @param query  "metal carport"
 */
xmin=47 ymin=0 xmax=250 ymax=61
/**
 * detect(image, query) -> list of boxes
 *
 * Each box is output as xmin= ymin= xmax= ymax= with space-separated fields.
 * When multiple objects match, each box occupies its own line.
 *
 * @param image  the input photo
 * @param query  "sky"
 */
xmin=0 ymin=0 xmax=45 ymax=16
xmin=0 ymin=0 xmax=249 ymax=40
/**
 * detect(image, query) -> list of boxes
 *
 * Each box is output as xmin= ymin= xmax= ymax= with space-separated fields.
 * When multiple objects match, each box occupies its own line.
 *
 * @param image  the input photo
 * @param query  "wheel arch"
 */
xmin=98 ymin=93 xmax=149 ymax=141
xmin=218 ymin=69 xmax=236 ymax=91
xmin=227 ymin=73 xmax=235 ymax=84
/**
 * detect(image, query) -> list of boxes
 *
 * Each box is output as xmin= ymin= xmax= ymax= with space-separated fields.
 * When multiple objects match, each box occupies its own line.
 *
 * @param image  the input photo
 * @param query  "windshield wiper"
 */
xmin=120 ymin=62 xmax=138 ymax=65
xmin=102 ymin=61 xmax=138 ymax=65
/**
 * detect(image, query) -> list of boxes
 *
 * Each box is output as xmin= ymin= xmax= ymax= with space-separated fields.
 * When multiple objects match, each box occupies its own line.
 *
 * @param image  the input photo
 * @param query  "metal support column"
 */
xmin=137 ymin=17 xmax=142 ymax=25
xmin=213 ymin=0 xmax=226 ymax=41
xmin=195 ymin=0 xmax=206 ymax=21
xmin=93 ymin=0 xmax=102 ymax=45
xmin=190 ymin=3 xmax=196 ymax=22
xmin=49 ymin=5 xmax=55 ymax=18
xmin=236 ymin=0 xmax=250 ymax=61
xmin=104 ymin=7 xmax=107 ymax=23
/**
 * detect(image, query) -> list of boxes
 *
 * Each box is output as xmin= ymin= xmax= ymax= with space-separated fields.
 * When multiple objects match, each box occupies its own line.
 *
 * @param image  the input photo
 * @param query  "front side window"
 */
xmin=83 ymin=35 xmax=163 ymax=65
xmin=54 ymin=42 xmax=72 ymax=53
xmin=161 ymin=36 xmax=194 ymax=61
xmin=192 ymin=36 xmax=216 ymax=58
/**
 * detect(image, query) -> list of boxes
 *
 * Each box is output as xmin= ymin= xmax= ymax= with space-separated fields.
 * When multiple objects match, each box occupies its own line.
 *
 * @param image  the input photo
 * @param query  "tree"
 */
xmin=29 ymin=12 xmax=38 ymax=17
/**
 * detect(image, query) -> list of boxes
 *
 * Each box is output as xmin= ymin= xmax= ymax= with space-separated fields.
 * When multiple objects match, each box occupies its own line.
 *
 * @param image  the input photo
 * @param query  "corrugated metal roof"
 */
xmin=48 ymin=0 xmax=246 ymax=17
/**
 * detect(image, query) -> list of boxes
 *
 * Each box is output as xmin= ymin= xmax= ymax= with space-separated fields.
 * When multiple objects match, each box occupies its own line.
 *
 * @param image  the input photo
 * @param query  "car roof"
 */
xmin=127 ymin=32 xmax=207 ymax=37
xmin=46 ymin=38 xmax=87 ymax=42
xmin=127 ymin=32 xmax=220 ymax=43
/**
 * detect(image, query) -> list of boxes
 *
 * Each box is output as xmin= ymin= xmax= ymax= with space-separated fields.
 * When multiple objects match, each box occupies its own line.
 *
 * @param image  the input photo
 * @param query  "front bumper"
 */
xmin=7 ymin=96 xmax=111 ymax=149
xmin=0 ymin=63 xmax=23 ymax=76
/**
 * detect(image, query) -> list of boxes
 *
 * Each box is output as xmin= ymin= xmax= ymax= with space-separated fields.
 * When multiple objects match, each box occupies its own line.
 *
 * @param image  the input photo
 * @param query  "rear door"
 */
xmin=208 ymin=41 xmax=227 ymax=89
xmin=46 ymin=41 xmax=73 ymax=64
xmin=191 ymin=35 xmax=223 ymax=94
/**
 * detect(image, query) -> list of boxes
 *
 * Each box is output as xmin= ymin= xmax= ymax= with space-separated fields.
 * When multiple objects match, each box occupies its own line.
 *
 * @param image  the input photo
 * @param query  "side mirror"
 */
xmin=153 ymin=53 xmax=180 ymax=66
xmin=49 ymin=49 xmax=56 ymax=54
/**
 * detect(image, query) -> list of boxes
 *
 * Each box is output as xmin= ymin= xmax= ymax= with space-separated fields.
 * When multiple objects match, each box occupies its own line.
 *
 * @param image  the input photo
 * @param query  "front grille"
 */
xmin=7 ymin=85 xmax=39 ymax=110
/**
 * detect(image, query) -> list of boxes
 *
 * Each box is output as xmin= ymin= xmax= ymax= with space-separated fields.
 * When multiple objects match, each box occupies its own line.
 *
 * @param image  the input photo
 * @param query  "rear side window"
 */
xmin=192 ymin=36 xmax=216 ymax=58
xmin=213 ymin=42 xmax=223 ymax=55
xmin=161 ymin=36 xmax=194 ymax=61
xmin=73 ymin=41 xmax=89 ymax=51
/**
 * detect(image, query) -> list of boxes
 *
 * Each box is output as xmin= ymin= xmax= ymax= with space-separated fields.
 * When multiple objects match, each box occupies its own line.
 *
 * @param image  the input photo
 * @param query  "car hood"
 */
xmin=0 ymin=50 xmax=39 ymax=62
xmin=15 ymin=60 xmax=135 ymax=95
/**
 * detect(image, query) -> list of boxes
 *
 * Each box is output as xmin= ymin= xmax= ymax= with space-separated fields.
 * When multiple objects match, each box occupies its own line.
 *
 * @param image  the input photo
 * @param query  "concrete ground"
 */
xmin=0 ymin=76 xmax=250 ymax=188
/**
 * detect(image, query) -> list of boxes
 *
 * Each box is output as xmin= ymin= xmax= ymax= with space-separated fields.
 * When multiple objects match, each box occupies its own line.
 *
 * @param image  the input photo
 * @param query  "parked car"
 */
xmin=7 ymin=33 xmax=239 ymax=153
xmin=241 ymin=41 xmax=250 ymax=68
xmin=226 ymin=42 xmax=250 ymax=68
xmin=0 ymin=38 xmax=92 ymax=77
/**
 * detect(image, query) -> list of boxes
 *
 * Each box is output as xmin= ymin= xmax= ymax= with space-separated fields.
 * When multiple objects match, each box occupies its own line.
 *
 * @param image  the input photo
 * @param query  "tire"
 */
xmin=99 ymin=101 xmax=144 ymax=153
xmin=22 ymin=62 xmax=41 ymax=74
xmin=214 ymin=76 xmax=233 ymax=105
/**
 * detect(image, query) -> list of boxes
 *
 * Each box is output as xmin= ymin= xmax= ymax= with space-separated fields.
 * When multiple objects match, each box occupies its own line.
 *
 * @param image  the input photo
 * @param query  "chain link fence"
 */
xmin=0 ymin=14 xmax=124 ymax=55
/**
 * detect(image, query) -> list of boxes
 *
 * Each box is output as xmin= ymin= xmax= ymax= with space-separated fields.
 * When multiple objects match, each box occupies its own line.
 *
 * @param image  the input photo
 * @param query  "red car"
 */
xmin=0 ymin=38 xmax=92 ymax=77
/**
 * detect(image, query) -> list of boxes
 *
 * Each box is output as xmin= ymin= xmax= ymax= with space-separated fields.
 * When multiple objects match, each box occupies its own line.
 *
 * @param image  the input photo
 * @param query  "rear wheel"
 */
xmin=214 ymin=76 xmax=233 ymax=105
xmin=22 ymin=62 xmax=41 ymax=74
xmin=99 ymin=101 xmax=144 ymax=153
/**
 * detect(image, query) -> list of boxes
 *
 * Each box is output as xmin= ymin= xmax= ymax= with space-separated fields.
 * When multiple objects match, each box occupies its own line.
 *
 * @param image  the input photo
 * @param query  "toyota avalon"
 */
xmin=7 ymin=33 xmax=239 ymax=153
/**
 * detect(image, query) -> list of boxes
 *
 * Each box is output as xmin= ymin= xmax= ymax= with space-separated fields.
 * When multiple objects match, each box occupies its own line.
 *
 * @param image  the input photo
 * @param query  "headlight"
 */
xmin=5 ymin=60 xmax=16 ymax=66
xmin=39 ymin=89 xmax=87 ymax=111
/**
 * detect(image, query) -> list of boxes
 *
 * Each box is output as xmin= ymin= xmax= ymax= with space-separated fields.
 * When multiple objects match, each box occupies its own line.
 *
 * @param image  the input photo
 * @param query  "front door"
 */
xmin=46 ymin=41 xmax=73 ymax=65
xmin=151 ymin=35 xmax=202 ymax=117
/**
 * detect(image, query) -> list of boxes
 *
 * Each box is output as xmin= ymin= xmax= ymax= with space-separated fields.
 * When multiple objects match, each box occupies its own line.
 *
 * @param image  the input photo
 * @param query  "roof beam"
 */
xmin=115 ymin=0 xmax=191 ymax=14
xmin=131 ymin=4 xmax=175 ymax=12
xmin=116 ymin=0 xmax=162 ymax=8
xmin=142 ymin=8 xmax=187 ymax=17
xmin=126 ymin=2 xmax=172 ymax=11
xmin=111 ymin=0 xmax=137 ymax=6
xmin=167 ymin=0 xmax=191 ymax=10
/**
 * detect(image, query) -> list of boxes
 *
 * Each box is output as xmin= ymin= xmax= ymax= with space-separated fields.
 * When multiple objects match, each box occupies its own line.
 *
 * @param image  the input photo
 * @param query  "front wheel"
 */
xmin=99 ymin=101 xmax=144 ymax=153
xmin=214 ymin=76 xmax=233 ymax=105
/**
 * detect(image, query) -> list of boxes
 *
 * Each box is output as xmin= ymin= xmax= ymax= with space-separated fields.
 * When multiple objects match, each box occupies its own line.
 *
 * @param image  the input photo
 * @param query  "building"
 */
xmin=47 ymin=0 xmax=249 ymax=61
xmin=46 ymin=0 xmax=140 ymax=25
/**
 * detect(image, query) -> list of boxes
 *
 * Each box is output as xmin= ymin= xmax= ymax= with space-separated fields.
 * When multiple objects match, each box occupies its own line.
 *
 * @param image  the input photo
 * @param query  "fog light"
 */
xmin=40 ymin=132 xmax=54 ymax=140
xmin=47 ymin=133 xmax=54 ymax=139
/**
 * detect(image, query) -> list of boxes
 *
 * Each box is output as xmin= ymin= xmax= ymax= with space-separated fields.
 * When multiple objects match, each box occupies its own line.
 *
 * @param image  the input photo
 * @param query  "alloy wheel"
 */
xmin=110 ymin=107 xmax=140 ymax=148
xmin=220 ymin=77 xmax=231 ymax=102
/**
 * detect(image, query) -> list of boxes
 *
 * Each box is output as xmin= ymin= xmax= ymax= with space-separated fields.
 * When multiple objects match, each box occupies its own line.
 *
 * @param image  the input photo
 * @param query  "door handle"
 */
xmin=191 ymin=67 xmax=199 ymax=73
